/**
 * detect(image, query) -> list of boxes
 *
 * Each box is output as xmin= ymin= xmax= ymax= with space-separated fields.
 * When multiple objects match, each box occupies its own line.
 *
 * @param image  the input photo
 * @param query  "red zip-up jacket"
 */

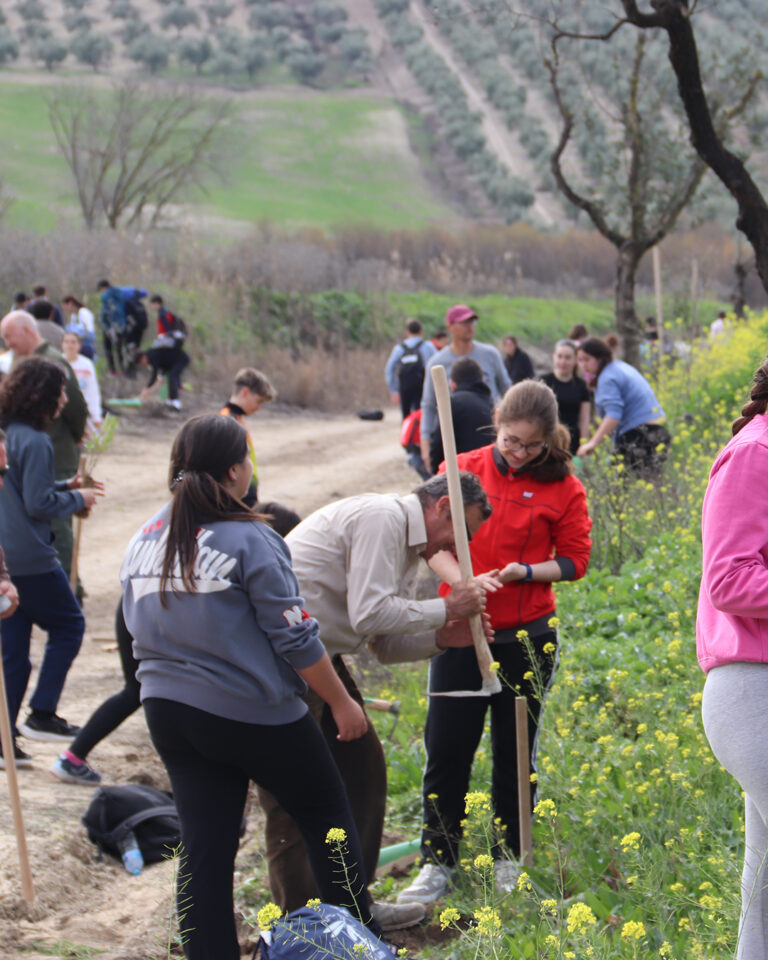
xmin=439 ymin=444 xmax=592 ymax=630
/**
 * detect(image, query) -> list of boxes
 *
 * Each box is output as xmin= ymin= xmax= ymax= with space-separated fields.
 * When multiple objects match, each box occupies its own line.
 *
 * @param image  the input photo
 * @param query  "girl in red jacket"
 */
xmin=398 ymin=380 xmax=592 ymax=904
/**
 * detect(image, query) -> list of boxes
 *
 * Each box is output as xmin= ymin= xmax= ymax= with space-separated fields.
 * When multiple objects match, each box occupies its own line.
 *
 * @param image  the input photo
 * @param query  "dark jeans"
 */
xmin=165 ymin=351 xmax=189 ymax=400
xmin=399 ymin=382 xmax=423 ymax=419
xmin=144 ymin=697 xmax=372 ymax=960
xmin=421 ymin=629 xmax=558 ymax=864
xmin=1 ymin=567 xmax=84 ymax=734
xmin=103 ymin=328 xmax=126 ymax=374
xmin=70 ymin=601 xmax=140 ymax=760
xmin=615 ymin=423 xmax=671 ymax=477
xmin=257 ymin=656 xmax=386 ymax=911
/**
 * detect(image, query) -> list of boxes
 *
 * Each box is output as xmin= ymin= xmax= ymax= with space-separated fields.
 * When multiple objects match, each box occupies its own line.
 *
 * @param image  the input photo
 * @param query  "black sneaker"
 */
xmin=19 ymin=712 xmax=81 ymax=742
xmin=0 ymin=739 xmax=33 ymax=769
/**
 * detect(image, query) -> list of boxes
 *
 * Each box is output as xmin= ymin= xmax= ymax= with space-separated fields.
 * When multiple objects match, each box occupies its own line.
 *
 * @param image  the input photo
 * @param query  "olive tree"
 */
xmin=610 ymin=1 xmax=768 ymax=312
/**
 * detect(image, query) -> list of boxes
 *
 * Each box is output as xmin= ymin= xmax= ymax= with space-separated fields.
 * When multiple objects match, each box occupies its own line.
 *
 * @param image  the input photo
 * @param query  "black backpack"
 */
xmin=82 ymin=784 xmax=181 ymax=865
xmin=397 ymin=341 xmax=425 ymax=393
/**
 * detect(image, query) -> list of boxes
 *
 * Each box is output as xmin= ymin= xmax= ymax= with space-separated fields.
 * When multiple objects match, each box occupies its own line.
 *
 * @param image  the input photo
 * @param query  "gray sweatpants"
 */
xmin=702 ymin=662 xmax=768 ymax=960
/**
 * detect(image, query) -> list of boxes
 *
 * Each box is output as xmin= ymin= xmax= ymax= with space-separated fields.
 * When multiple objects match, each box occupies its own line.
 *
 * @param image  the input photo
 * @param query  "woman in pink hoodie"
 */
xmin=698 ymin=359 xmax=768 ymax=959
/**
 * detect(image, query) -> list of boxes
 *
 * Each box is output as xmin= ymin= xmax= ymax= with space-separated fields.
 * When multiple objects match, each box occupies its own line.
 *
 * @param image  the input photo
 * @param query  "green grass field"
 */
xmin=0 ymin=82 xmax=76 ymax=231
xmin=0 ymin=79 xmax=457 ymax=232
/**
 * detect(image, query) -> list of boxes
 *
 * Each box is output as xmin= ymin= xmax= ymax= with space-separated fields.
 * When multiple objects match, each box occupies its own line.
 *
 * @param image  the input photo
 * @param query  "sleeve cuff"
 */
xmin=555 ymin=557 xmax=576 ymax=581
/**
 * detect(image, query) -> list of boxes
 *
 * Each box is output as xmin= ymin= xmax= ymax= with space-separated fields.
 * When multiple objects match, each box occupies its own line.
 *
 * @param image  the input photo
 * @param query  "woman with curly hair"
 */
xmin=0 ymin=356 xmax=101 ymax=768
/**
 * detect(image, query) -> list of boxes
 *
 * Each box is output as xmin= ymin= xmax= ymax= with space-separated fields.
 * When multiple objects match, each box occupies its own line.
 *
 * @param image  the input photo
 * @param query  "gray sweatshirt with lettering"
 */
xmin=121 ymin=504 xmax=326 ymax=725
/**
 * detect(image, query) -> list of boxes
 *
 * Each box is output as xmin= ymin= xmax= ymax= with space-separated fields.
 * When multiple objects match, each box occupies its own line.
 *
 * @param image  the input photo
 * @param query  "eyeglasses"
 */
xmin=498 ymin=435 xmax=547 ymax=456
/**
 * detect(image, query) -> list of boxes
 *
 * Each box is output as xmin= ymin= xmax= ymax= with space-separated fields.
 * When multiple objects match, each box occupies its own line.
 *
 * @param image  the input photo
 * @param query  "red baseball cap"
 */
xmin=445 ymin=304 xmax=478 ymax=325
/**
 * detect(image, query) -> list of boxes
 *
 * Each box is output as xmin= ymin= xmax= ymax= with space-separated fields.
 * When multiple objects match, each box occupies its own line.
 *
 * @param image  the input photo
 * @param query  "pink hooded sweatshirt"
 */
xmin=697 ymin=413 xmax=768 ymax=672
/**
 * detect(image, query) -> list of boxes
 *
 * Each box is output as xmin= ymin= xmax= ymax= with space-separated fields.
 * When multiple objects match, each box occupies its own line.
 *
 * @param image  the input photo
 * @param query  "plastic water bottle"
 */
xmin=117 ymin=830 xmax=144 ymax=875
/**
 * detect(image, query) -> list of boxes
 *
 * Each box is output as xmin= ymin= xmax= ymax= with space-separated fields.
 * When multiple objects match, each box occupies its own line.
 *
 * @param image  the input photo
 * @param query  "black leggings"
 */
xmin=421 ymin=629 xmax=558 ymax=864
xmin=70 ymin=602 xmax=140 ymax=761
xmin=143 ymin=697 xmax=372 ymax=960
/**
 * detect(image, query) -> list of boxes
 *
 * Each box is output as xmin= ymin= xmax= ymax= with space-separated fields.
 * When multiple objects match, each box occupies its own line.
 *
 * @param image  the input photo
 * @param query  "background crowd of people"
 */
xmin=0 ymin=286 xmax=757 ymax=959
xmin=387 ymin=303 xmax=671 ymax=482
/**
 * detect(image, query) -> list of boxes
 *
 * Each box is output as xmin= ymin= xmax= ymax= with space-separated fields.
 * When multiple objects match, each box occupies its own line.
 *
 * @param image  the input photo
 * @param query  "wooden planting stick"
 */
xmin=430 ymin=364 xmax=501 ymax=697
xmin=515 ymin=696 xmax=533 ymax=867
xmin=70 ymin=454 xmax=87 ymax=592
xmin=0 ymin=637 xmax=34 ymax=903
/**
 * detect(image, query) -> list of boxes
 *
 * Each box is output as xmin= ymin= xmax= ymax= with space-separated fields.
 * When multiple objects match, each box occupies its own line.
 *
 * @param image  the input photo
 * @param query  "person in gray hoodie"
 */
xmin=121 ymin=414 xmax=377 ymax=960
xmin=0 ymin=358 xmax=101 ymax=765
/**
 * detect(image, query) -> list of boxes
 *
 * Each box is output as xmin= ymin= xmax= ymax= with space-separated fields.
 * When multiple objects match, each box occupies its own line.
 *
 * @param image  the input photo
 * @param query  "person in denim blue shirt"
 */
xmin=576 ymin=336 xmax=670 ymax=475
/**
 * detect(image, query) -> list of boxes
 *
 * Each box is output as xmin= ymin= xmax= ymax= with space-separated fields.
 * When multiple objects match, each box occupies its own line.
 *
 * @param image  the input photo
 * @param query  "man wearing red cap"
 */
xmin=420 ymin=305 xmax=510 ymax=471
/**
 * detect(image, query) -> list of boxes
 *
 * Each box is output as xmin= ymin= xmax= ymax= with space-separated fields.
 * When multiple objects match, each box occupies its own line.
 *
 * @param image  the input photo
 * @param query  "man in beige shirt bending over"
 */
xmin=258 ymin=472 xmax=491 ymax=931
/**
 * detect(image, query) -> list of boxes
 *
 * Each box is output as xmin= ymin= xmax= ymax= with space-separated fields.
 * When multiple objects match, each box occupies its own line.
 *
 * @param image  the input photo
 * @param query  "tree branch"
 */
xmin=546 ymin=55 xmax=625 ymax=249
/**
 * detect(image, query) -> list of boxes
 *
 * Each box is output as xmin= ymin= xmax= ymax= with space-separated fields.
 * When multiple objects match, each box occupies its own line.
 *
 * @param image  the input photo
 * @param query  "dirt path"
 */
xmin=0 ymin=404 xmax=411 ymax=959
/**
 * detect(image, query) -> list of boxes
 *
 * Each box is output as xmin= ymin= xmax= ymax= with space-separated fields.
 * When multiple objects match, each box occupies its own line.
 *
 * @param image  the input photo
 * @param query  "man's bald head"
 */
xmin=1 ymin=310 xmax=43 ymax=357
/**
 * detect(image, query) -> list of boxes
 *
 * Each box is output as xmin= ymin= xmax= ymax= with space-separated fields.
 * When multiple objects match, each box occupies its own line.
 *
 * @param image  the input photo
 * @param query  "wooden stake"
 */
xmin=515 ymin=696 xmax=533 ymax=867
xmin=0 ymin=636 xmax=34 ymax=903
xmin=653 ymin=246 xmax=664 ymax=356
xmin=69 ymin=454 xmax=87 ymax=592
xmin=690 ymin=257 xmax=700 ymax=338
xmin=431 ymin=365 xmax=500 ymax=695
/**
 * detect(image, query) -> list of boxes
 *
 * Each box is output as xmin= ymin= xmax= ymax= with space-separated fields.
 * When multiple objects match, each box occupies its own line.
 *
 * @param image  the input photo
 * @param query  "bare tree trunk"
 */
xmin=621 ymin=0 xmax=768 ymax=296
xmin=616 ymin=246 xmax=642 ymax=367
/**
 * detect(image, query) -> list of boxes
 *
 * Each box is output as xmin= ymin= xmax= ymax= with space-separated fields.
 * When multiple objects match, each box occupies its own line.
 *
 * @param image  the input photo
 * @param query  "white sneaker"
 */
xmin=369 ymin=900 xmax=425 ymax=931
xmin=396 ymin=863 xmax=454 ymax=904
xmin=494 ymin=859 xmax=520 ymax=894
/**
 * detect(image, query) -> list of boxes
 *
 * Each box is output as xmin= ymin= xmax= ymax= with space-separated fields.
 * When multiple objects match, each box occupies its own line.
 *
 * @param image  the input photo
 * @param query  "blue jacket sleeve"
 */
xmin=420 ymin=355 xmax=439 ymax=438
xmin=385 ymin=344 xmax=405 ymax=393
xmin=595 ymin=368 xmax=625 ymax=422
xmin=20 ymin=435 xmax=84 ymax=520
xmin=244 ymin=528 xmax=326 ymax=671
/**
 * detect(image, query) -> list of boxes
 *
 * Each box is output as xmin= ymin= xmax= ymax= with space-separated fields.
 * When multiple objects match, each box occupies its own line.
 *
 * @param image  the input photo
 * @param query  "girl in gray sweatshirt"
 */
xmin=121 ymin=414 xmax=375 ymax=960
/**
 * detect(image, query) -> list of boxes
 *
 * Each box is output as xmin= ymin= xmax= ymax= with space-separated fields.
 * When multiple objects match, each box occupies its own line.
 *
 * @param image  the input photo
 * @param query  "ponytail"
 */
xmin=159 ymin=415 xmax=267 ymax=603
xmin=732 ymin=361 xmax=768 ymax=435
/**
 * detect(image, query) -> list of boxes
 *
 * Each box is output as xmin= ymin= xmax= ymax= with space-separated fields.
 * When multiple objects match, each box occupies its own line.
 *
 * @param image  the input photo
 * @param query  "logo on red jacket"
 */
xmin=283 ymin=604 xmax=311 ymax=626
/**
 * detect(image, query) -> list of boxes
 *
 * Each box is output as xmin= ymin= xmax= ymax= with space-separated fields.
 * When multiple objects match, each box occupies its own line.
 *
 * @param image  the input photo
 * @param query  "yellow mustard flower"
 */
xmin=534 ymin=798 xmax=557 ymax=819
xmin=566 ymin=901 xmax=597 ymax=934
xmin=465 ymin=791 xmax=492 ymax=814
xmin=438 ymin=907 xmax=460 ymax=929
xmin=325 ymin=827 xmax=347 ymax=844
xmin=620 ymin=832 xmax=641 ymax=850
xmin=257 ymin=903 xmax=282 ymax=930
xmin=474 ymin=906 xmax=501 ymax=936
xmin=621 ymin=920 xmax=646 ymax=940
xmin=474 ymin=854 xmax=494 ymax=870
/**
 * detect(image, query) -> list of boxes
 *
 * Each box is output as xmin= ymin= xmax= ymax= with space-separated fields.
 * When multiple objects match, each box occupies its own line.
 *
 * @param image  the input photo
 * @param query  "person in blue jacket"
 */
xmin=0 ymin=357 xmax=102 ymax=765
xmin=97 ymin=280 xmax=148 ymax=375
xmin=121 ymin=414 xmax=377 ymax=959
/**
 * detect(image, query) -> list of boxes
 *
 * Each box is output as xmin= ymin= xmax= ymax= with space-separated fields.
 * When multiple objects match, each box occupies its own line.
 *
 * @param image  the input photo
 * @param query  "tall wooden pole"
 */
xmin=653 ymin=246 xmax=664 ymax=357
xmin=0 ymin=637 xmax=34 ymax=903
xmin=515 ymin=696 xmax=533 ymax=867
